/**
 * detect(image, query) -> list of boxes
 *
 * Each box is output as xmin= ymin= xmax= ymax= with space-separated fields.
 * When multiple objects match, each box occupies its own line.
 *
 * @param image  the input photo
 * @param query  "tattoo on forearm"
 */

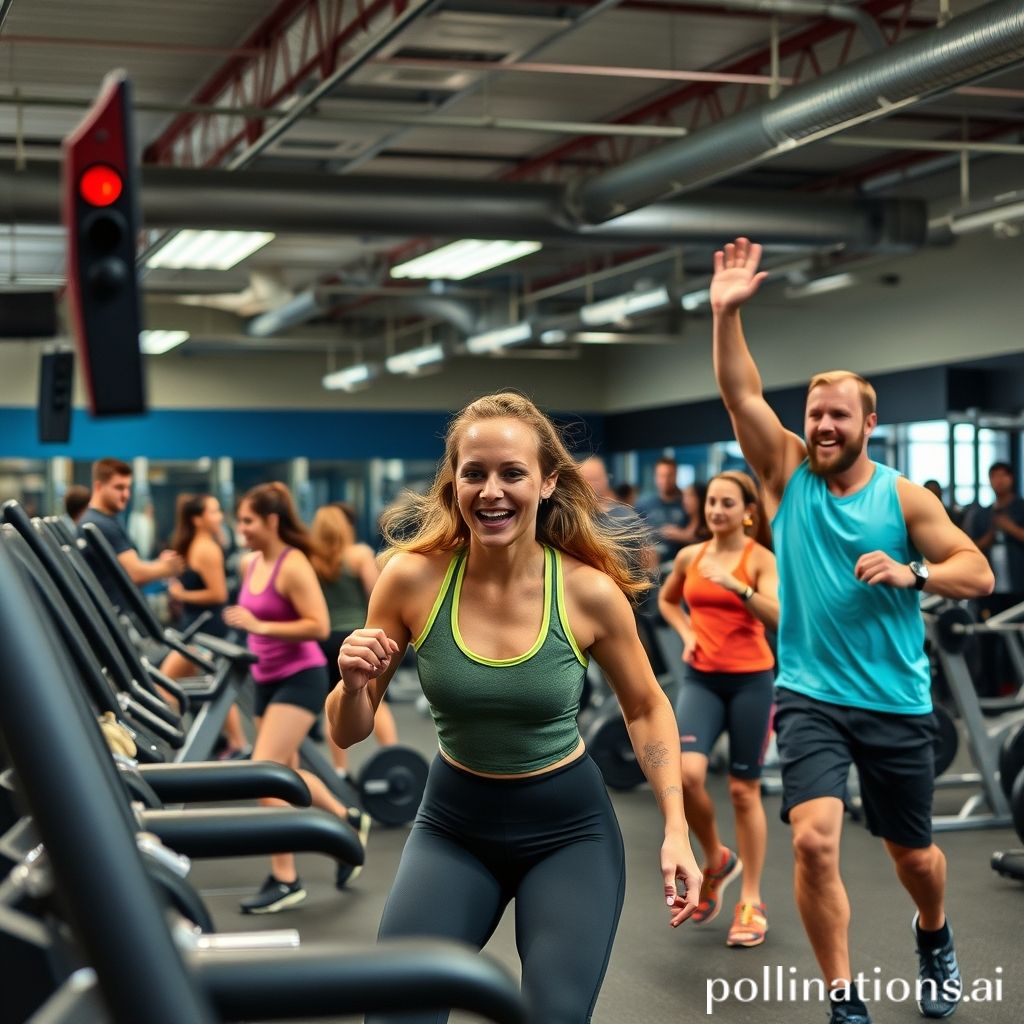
xmin=640 ymin=741 xmax=670 ymax=772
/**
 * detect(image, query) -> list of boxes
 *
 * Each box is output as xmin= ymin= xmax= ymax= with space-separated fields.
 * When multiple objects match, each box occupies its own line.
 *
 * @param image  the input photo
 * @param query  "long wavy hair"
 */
xmin=169 ymin=493 xmax=213 ymax=558
xmin=239 ymin=482 xmax=314 ymax=556
xmin=380 ymin=391 xmax=654 ymax=598
xmin=310 ymin=504 xmax=355 ymax=581
xmin=711 ymin=470 xmax=772 ymax=550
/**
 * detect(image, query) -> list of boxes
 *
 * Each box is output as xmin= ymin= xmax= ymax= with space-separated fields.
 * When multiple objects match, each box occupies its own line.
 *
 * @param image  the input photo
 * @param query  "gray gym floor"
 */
xmin=190 ymin=695 xmax=1022 ymax=1024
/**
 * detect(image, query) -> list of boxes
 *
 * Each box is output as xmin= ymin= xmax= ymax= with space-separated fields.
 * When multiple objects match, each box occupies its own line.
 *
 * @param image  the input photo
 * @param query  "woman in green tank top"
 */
xmin=311 ymin=504 xmax=397 ymax=772
xmin=326 ymin=391 xmax=702 ymax=1024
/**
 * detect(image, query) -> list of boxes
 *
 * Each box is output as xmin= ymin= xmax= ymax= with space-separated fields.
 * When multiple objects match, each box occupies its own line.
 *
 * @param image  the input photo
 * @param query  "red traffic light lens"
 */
xmin=79 ymin=165 xmax=123 ymax=207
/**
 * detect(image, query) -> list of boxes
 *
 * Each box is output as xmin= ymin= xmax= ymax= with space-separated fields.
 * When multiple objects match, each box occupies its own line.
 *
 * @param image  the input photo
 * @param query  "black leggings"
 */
xmin=370 ymin=753 xmax=625 ymax=1024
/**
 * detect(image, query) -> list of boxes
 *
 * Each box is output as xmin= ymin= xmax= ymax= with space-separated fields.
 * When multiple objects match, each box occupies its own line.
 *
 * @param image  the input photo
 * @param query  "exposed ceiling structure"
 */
xmin=2 ymin=0 xmax=1024 ymax=386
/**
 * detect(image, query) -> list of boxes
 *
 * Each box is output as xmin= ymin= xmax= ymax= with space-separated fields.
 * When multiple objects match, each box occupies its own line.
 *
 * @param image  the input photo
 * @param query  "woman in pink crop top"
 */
xmin=658 ymin=471 xmax=779 ymax=949
xmin=223 ymin=482 xmax=370 ymax=914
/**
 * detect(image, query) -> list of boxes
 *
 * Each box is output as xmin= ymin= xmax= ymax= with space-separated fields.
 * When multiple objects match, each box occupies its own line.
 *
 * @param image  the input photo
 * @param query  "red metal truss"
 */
xmin=504 ymin=0 xmax=916 ymax=185
xmin=144 ymin=0 xmax=414 ymax=168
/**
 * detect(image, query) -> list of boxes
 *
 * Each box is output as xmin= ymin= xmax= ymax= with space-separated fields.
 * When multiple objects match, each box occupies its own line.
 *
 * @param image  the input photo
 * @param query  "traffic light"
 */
xmin=63 ymin=71 xmax=146 ymax=416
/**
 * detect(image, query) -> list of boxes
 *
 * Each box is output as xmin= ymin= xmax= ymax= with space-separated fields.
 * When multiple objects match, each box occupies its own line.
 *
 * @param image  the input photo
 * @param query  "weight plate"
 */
xmin=998 ymin=721 xmax=1024 ymax=801
xmin=358 ymin=745 xmax=429 ymax=826
xmin=932 ymin=705 xmax=959 ymax=778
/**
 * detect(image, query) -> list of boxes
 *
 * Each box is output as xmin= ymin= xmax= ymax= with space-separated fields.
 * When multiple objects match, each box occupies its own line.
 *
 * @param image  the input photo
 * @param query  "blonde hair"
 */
xmin=380 ymin=391 xmax=653 ymax=599
xmin=711 ymin=471 xmax=772 ymax=550
xmin=310 ymin=505 xmax=355 ymax=581
xmin=807 ymin=370 xmax=876 ymax=417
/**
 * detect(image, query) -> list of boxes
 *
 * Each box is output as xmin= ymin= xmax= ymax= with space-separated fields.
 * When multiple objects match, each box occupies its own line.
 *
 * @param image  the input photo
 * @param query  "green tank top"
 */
xmin=413 ymin=545 xmax=589 ymax=774
xmin=319 ymin=564 xmax=368 ymax=631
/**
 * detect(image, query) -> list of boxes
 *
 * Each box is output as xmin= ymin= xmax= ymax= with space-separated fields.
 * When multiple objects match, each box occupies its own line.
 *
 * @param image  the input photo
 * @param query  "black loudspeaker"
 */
xmin=38 ymin=352 xmax=75 ymax=444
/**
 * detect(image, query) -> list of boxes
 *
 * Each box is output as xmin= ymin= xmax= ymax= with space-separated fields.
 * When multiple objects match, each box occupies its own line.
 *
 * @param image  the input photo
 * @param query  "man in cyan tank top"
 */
xmin=710 ymin=237 xmax=994 ymax=1024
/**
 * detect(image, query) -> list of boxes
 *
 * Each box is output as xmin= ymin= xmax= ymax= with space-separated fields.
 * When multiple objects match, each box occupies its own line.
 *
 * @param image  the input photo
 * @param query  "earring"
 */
xmin=743 ymin=514 xmax=754 ymax=527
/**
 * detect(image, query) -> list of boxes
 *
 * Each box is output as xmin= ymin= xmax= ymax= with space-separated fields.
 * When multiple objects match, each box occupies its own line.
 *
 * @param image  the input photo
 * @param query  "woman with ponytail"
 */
xmin=658 ymin=470 xmax=779 ymax=948
xmin=225 ymin=482 xmax=370 ymax=914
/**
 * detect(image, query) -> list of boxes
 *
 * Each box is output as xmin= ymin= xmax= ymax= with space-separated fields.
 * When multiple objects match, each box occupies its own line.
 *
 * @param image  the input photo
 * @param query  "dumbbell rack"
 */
xmin=925 ymin=607 xmax=1014 ymax=832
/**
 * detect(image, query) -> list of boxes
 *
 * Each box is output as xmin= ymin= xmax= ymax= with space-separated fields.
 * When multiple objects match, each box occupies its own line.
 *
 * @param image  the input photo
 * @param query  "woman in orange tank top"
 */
xmin=658 ymin=471 xmax=779 ymax=948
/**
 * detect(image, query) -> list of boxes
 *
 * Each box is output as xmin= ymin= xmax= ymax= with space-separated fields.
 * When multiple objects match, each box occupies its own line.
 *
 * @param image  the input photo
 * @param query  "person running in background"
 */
xmin=310 ymin=503 xmax=398 ymax=775
xmin=225 ymin=482 xmax=370 ymax=913
xmin=79 ymin=458 xmax=183 ymax=604
xmin=710 ymin=236 xmax=993 ymax=1024
xmin=658 ymin=470 xmax=778 ymax=948
xmin=328 ymin=391 xmax=701 ymax=1024
xmin=635 ymin=456 xmax=690 ymax=567
xmin=155 ymin=493 xmax=248 ymax=756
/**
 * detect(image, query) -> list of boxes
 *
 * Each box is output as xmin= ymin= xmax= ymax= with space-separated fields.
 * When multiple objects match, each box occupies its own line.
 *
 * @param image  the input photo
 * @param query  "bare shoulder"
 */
xmin=751 ymin=541 xmax=776 ymax=567
xmin=191 ymin=535 xmax=223 ymax=563
xmin=345 ymin=542 xmax=378 ymax=569
xmin=379 ymin=549 xmax=455 ymax=592
xmin=895 ymin=475 xmax=939 ymax=519
xmin=560 ymin=553 xmax=629 ymax=615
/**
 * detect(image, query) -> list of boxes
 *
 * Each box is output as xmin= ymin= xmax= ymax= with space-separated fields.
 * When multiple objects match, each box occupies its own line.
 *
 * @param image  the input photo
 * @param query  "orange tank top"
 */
xmin=681 ymin=539 xmax=774 ymax=674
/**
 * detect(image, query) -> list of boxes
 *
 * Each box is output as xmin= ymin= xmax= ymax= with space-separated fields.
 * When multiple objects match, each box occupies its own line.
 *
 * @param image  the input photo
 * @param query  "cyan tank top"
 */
xmin=413 ymin=546 xmax=588 ymax=774
xmin=772 ymin=460 xmax=930 ymax=715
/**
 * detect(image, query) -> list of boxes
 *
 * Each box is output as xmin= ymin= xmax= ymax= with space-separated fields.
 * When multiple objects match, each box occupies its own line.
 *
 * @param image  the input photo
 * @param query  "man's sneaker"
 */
xmin=913 ymin=913 xmax=962 ymax=1018
xmin=829 ymin=1001 xmax=872 ymax=1024
xmin=239 ymin=875 xmax=306 ymax=914
xmin=693 ymin=846 xmax=742 ymax=925
xmin=726 ymin=901 xmax=768 ymax=947
xmin=336 ymin=807 xmax=372 ymax=889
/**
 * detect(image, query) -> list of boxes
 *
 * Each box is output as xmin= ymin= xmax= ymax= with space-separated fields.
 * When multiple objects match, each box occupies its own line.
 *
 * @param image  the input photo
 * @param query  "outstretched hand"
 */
xmin=662 ymin=833 xmax=703 ymax=928
xmin=711 ymin=237 xmax=768 ymax=314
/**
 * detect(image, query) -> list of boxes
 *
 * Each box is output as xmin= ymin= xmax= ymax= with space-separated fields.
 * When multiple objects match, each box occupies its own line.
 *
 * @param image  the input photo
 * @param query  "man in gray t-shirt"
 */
xmin=79 ymin=457 xmax=182 ymax=606
xmin=635 ymin=456 xmax=691 ymax=566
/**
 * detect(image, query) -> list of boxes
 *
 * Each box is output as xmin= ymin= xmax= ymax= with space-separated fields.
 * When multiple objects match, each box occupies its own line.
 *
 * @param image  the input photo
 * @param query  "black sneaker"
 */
xmin=239 ymin=875 xmax=306 ymax=914
xmin=336 ymin=808 xmax=371 ymax=889
xmin=829 ymin=1002 xmax=872 ymax=1024
xmin=913 ymin=913 xmax=962 ymax=1018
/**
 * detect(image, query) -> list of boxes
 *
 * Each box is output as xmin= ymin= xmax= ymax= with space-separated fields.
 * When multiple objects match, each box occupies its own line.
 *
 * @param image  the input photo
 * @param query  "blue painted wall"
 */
xmin=0 ymin=407 xmax=605 ymax=460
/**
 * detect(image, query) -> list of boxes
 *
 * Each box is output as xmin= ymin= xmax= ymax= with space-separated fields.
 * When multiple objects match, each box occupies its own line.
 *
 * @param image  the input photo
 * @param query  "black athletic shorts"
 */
xmin=253 ymin=664 xmax=329 ymax=718
xmin=674 ymin=666 xmax=774 ymax=780
xmin=773 ymin=687 xmax=937 ymax=849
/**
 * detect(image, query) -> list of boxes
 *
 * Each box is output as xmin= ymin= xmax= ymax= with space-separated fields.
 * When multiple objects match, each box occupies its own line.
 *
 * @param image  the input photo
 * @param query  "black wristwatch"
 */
xmin=909 ymin=561 xmax=929 ymax=591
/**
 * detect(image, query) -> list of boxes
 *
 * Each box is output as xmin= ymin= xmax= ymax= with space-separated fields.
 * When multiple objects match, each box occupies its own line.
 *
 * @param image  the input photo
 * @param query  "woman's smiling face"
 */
xmin=455 ymin=417 xmax=556 ymax=549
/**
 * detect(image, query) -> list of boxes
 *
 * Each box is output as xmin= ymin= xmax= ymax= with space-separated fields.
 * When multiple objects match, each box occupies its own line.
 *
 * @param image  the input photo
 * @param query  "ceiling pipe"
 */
xmin=572 ymin=0 xmax=1024 ymax=223
xmin=665 ymin=0 xmax=885 ymax=50
xmin=1 ymin=163 xmax=927 ymax=251
xmin=247 ymin=287 xmax=481 ymax=338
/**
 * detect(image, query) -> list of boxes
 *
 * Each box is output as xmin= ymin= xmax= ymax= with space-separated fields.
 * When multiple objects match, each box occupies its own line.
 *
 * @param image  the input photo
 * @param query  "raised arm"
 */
xmin=711 ymin=238 xmax=805 ymax=500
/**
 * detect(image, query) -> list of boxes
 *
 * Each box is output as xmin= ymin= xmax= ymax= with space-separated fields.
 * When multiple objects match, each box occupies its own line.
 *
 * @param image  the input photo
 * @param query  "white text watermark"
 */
xmin=706 ymin=966 xmax=1004 ymax=1015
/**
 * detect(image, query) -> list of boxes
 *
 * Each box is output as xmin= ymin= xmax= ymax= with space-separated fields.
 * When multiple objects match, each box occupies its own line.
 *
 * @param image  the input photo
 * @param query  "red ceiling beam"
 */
xmin=144 ymin=0 xmax=410 ymax=167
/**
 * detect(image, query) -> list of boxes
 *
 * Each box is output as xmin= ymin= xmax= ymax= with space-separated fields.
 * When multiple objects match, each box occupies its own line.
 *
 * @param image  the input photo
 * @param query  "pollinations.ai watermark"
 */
xmin=706 ymin=965 xmax=1004 ymax=1015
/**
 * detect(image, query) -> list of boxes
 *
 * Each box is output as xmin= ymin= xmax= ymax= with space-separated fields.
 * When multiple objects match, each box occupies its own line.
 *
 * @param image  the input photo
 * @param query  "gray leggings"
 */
xmin=369 ymin=753 xmax=625 ymax=1024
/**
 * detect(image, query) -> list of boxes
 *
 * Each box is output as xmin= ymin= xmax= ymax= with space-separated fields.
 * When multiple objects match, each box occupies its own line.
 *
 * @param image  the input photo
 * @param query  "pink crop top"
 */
xmin=239 ymin=548 xmax=327 ymax=683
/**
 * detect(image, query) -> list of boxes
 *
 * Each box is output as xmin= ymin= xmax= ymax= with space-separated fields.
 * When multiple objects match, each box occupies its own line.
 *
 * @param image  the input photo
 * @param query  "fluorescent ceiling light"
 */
xmin=140 ymin=330 xmax=189 ymax=355
xmin=390 ymin=239 xmax=542 ymax=281
xmin=579 ymin=286 xmax=670 ymax=327
xmin=465 ymin=321 xmax=532 ymax=354
xmin=540 ymin=328 xmax=569 ymax=345
xmin=322 ymin=362 xmax=378 ymax=391
xmin=146 ymin=230 xmax=275 ymax=271
xmin=947 ymin=200 xmax=1024 ymax=235
xmin=784 ymin=272 xmax=856 ymax=299
xmin=385 ymin=343 xmax=446 ymax=375
xmin=680 ymin=287 xmax=711 ymax=311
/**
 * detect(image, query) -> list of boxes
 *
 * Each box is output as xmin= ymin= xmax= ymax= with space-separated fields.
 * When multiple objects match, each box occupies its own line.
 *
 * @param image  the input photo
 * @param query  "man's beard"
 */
xmin=807 ymin=435 xmax=864 ymax=477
